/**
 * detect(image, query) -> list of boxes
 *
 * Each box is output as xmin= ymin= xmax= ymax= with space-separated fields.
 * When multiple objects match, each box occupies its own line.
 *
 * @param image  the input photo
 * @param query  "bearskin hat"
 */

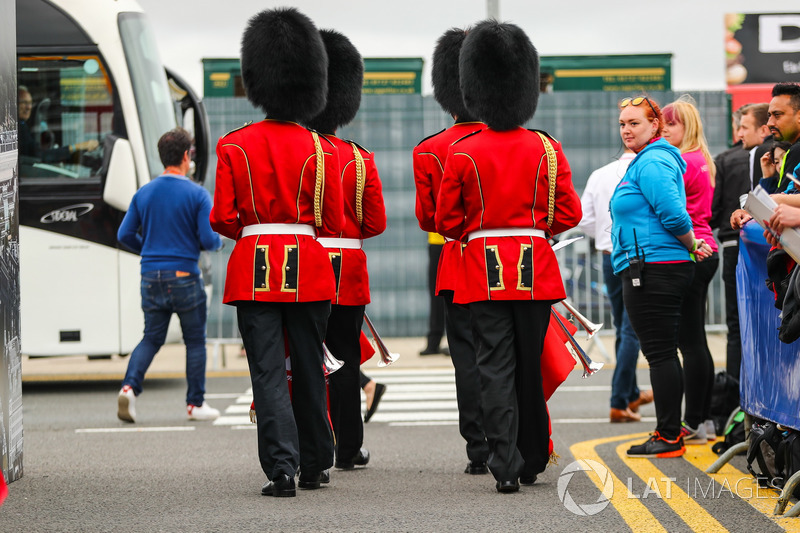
xmin=459 ymin=20 xmax=540 ymax=131
xmin=240 ymin=7 xmax=328 ymax=122
xmin=432 ymin=27 xmax=476 ymax=122
xmin=305 ymin=29 xmax=364 ymax=134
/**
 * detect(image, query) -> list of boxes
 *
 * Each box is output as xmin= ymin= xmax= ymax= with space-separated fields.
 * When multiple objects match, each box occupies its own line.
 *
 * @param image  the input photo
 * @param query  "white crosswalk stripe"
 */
xmin=211 ymin=369 xmax=641 ymax=428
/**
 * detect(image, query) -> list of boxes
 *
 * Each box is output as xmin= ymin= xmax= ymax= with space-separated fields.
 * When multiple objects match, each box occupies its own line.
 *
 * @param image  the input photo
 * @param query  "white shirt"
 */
xmin=577 ymin=153 xmax=635 ymax=253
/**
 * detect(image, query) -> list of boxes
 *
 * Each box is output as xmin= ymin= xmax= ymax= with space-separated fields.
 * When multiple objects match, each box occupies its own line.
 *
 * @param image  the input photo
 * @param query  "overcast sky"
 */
xmin=136 ymin=0 xmax=794 ymax=96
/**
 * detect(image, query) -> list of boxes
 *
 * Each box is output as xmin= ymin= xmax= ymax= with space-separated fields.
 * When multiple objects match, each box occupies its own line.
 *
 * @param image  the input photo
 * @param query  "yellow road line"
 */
xmin=570 ymin=432 xmax=666 ymax=533
xmin=617 ymin=439 xmax=728 ymax=532
xmin=683 ymin=444 xmax=800 ymax=532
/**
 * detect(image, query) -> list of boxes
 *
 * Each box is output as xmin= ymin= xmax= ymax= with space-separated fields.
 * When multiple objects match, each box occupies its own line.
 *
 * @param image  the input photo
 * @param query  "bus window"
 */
xmin=18 ymin=56 xmax=112 ymax=181
xmin=118 ymin=12 xmax=177 ymax=181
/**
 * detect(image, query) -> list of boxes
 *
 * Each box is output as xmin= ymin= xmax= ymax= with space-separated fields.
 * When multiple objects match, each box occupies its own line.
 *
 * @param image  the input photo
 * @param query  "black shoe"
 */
xmin=364 ymin=383 xmax=387 ymax=423
xmin=261 ymin=474 xmax=296 ymax=497
xmin=335 ymin=448 xmax=370 ymax=469
xmin=419 ymin=346 xmax=441 ymax=355
xmin=464 ymin=461 xmax=489 ymax=475
xmin=496 ymin=479 xmax=520 ymax=493
xmin=626 ymin=432 xmax=685 ymax=458
xmin=320 ymin=469 xmax=330 ymax=484
xmin=519 ymin=474 xmax=537 ymax=485
xmin=298 ymin=471 xmax=322 ymax=490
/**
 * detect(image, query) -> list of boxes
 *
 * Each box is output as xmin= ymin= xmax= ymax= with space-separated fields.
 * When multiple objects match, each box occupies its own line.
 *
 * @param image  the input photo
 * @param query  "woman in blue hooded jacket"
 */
xmin=610 ymin=96 xmax=713 ymax=459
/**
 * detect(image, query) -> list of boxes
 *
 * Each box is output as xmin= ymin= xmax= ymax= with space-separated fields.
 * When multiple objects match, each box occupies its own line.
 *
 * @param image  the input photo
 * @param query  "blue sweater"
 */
xmin=609 ymin=138 xmax=693 ymax=274
xmin=117 ymin=174 xmax=222 ymax=274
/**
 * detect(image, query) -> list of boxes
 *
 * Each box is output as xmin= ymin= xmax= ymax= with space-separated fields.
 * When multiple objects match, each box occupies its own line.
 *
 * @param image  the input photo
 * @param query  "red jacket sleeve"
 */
xmin=209 ymin=139 xmax=242 ymax=240
xmin=548 ymin=143 xmax=583 ymax=236
xmin=361 ymin=155 xmax=387 ymax=238
xmin=435 ymin=146 xmax=466 ymax=240
xmin=413 ymin=145 xmax=440 ymax=233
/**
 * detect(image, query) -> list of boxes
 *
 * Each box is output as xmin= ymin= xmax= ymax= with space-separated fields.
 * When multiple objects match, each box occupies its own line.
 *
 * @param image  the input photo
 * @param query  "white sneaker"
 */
xmin=704 ymin=419 xmax=717 ymax=442
xmin=117 ymin=385 xmax=136 ymax=423
xmin=187 ymin=402 xmax=220 ymax=421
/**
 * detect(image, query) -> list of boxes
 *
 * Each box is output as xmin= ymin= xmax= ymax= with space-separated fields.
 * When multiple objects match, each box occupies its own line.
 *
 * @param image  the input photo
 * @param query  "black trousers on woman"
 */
xmin=237 ymin=300 xmax=334 ymax=480
xmin=326 ymin=304 xmax=366 ymax=463
xmin=470 ymin=300 xmax=552 ymax=482
xmin=679 ymin=254 xmax=719 ymax=429
xmin=621 ymin=262 xmax=693 ymax=441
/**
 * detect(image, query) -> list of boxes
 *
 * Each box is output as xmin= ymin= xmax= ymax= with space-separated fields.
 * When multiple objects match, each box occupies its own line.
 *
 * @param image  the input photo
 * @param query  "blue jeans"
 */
xmin=603 ymin=254 xmax=641 ymax=410
xmin=122 ymin=271 xmax=208 ymax=406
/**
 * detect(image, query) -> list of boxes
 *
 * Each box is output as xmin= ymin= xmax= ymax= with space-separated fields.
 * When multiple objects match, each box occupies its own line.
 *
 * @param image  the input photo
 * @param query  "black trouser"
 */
xmin=722 ymin=243 xmax=742 ymax=380
xmin=237 ymin=300 xmax=334 ymax=480
xmin=442 ymin=291 xmax=489 ymax=463
xmin=679 ymin=254 xmax=719 ymax=428
xmin=359 ymin=371 xmax=370 ymax=389
xmin=425 ymin=244 xmax=445 ymax=350
xmin=326 ymin=304 xmax=366 ymax=463
xmin=470 ymin=300 xmax=551 ymax=482
xmin=621 ymin=262 xmax=693 ymax=441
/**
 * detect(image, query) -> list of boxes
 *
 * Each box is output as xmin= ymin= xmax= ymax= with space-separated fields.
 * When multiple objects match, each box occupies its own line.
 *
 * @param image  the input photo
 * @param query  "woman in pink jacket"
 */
xmin=662 ymin=98 xmax=719 ymax=446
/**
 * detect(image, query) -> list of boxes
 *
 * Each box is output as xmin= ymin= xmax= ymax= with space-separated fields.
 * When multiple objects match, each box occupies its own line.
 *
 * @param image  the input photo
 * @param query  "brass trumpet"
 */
xmin=323 ymin=343 xmax=345 ymax=375
xmin=364 ymin=313 xmax=400 ymax=367
xmin=559 ymin=299 xmax=603 ymax=340
xmin=550 ymin=308 xmax=603 ymax=378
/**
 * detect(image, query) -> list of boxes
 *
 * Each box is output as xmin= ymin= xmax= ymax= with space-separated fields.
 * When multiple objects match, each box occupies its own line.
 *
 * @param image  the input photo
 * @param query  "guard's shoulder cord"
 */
xmin=311 ymin=131 xmax=325 ymax=228
xmin=535 ymin=131 xmax=557 ymax=229
xmin=349 ymin=142 xmax=365 ymax=225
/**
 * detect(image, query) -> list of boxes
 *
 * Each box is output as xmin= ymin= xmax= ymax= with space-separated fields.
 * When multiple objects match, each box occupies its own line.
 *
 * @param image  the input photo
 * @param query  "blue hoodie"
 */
xmin=609 ymin=138 xmax=693 ymax=274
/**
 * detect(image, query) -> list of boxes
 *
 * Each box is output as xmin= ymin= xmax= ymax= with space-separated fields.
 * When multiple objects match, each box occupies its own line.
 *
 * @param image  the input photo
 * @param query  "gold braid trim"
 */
xmin=312 ymin=132 xmax=324 ymax=228
xmin=350 ymin=142 xmax=366 ymax=225
xmin=548 ymin=451 xmax=560 ymax=467
xmin=535 ymin=132 xmax=557 ymax=229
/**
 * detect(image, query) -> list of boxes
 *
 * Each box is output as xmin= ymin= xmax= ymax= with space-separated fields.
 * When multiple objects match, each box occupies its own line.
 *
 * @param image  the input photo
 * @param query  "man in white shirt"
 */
xmin=578 ymin=151 xmax=650 ymax=423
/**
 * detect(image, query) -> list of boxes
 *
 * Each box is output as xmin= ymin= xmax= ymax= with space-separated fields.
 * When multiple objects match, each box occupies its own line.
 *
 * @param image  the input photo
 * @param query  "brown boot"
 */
xmin=610 ymin=407 xmax=641 ymax=423
xmin=628 ymin=390 xmax=654 ymax=413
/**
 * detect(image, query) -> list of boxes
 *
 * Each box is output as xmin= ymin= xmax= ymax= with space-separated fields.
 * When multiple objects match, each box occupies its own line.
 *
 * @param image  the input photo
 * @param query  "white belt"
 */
xmin=467 ymin=228 xmax=546 ymax=242
xmin=317 ymin=237 xmax=363 ymax=249
xmin=241 ymin=223 xmax=316 ymax=238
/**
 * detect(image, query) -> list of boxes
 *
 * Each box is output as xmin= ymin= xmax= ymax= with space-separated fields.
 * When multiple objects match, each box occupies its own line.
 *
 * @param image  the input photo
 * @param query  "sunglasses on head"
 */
xmin=620 ymin=96 xmax=658 ymax=117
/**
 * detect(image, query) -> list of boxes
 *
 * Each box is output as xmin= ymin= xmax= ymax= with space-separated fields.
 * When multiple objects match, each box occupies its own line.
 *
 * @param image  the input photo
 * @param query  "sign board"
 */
xmin=540 ymin=54 xmax=671 ymax=92
xmin=726 ymin=13 xmax=800 ymax=85
xmin=202 ymin=57 xmax=424 ymax=97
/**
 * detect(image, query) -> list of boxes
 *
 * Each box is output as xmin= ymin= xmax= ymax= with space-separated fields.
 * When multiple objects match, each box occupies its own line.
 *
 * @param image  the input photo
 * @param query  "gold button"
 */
xmin=260 ymin=283 xmax=266 ymax=288
xmin=496 ymin=282 xmax=501 ymax=287
xmin=521 ymin=265 xmax=525 ymax=269
xmin=285 ymin=283 xmax=290 ymax=288
xmin=285 ymin=266 xmax=290 ymax=270
xmin=261 ymin=266 xmax=266 ymax=271
xmin=495 ymin=265 xmax=500 ymax=270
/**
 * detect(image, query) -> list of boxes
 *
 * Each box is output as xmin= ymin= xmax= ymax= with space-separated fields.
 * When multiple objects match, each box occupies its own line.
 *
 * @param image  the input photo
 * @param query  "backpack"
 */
xmin=709 ymin=371 xmax=740 ymax=436
xmin=712 ymin=408 xmax=746 ymax=456
xmin=747 ymin=421 xmax=785 ymax=489
xmin=779 ymin=266 xmax=800 ymax=344
xmin=776 ymin=430 xmax=800 ymax=498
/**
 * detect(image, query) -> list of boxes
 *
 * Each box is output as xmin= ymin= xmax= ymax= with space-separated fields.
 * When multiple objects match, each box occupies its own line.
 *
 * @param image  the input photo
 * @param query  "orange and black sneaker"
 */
xmin=626 ymin=431 xmax=685 ymax=458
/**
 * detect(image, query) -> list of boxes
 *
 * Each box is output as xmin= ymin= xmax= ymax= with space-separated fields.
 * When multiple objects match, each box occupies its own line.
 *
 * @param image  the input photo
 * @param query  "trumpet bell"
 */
xmin=377 ymin=351 xmax=400 ymax=367
xmin=559 ymin=299 xmax=603 ymax=340
xmin=582 ymin=361 xmax=604 ymax=379
xmin=323 ymin=344 xmax=345 ymax=376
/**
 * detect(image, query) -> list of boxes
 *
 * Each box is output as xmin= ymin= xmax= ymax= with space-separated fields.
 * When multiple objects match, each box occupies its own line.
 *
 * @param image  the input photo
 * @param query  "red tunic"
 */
xmin=435 ymin=128 xmax=582 ymax=304
xmin=210 ymin=120 xmax=344 ymax=304
xmin=317 ymin=135 xmax=387 ymax=305
xmin=413 ymin=122 xmax=484 ymax=294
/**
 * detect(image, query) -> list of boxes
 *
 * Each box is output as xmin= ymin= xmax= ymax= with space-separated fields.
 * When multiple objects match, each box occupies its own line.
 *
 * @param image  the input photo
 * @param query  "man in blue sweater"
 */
xmin=116 ymin=128 xmax=222 ymax=423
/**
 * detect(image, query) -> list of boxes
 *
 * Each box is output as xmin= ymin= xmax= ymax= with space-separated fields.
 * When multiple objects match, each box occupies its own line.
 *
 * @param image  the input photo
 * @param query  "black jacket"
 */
xmin=711 ymin=141 xmax=752 ymax=243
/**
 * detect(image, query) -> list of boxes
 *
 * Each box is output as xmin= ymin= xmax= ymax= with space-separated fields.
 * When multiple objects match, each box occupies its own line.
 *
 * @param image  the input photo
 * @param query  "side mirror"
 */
xmin=102 ymin=138 xmax=137 ymax=212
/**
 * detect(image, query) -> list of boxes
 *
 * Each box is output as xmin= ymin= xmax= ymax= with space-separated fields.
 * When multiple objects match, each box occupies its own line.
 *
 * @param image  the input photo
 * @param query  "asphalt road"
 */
xmin=1 ymin=366 xmax=795 ymax=532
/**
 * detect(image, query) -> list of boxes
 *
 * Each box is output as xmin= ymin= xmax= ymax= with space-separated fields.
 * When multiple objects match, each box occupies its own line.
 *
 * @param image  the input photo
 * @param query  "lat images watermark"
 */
xmin=557 ymin=459 xmax=613 ymax=516
xmin=558 ymin=460 xmax=781 ymax=516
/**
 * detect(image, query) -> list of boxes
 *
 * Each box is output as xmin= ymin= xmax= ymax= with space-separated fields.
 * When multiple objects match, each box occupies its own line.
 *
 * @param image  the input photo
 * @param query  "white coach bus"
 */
xmin=17 ymin=0 xmax=210 ymax=357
